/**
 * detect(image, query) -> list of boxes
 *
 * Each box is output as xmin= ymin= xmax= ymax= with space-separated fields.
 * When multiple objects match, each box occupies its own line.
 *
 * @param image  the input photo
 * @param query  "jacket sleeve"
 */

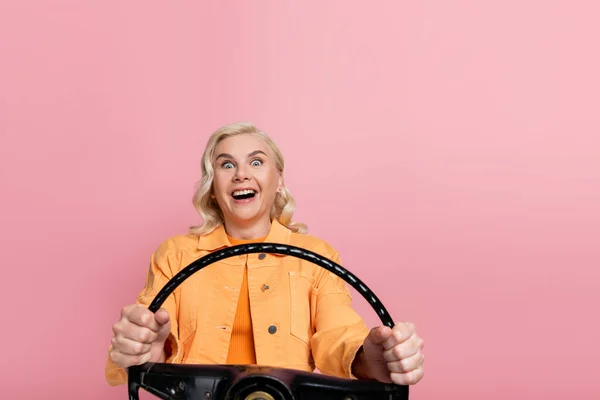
xmin=309 ymin=252 xmax=371 ymax=379
xmin=104 ymin=248 xmax=182 ymax=386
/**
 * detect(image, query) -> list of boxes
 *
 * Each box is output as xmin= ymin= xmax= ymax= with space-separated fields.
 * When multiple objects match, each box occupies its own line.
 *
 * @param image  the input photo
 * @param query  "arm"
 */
xmin=310 ymin=252 xmax=425 ymax=385
xmin=104 ymin=250 xmax=181 ymax=386
xmin=309 ymin=252 xmax=371 ymax=379
xmin=351 ymin=346 xmax=375 ymax=380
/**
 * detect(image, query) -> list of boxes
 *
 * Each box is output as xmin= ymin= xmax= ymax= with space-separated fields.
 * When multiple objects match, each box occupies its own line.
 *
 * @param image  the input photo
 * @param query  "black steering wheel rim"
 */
xmin=147 ymin=242 xmax=395 ymax=328
xmin=128 ymin=242 xmax=409 ymax=400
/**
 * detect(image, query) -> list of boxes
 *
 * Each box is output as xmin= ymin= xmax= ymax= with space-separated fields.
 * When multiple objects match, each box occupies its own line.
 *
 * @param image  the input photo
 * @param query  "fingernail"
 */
xmin=140 ymin=353 xmax=151 ymax=364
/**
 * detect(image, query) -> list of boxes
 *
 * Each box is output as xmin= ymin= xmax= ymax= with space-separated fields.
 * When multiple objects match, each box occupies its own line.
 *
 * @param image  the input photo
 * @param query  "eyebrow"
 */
xmin=248 ymin=150 xmax=267 ymax=158
xmin=215 ymin=150 xmax=267 ymax=161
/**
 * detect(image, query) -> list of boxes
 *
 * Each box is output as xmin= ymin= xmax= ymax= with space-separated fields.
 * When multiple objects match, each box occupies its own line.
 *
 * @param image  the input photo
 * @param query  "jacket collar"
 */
xmin=197 ymin=219 xmax=292 ymax=252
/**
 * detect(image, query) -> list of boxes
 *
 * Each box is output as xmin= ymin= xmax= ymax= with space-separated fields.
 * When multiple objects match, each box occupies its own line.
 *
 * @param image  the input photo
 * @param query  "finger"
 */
xmin=154 ymin=309 xmax=172 ymax=343
xmin=154 ymin=308 xmax=170 ymax=326
xmin=390 ymin=366 xmax=424 ymax=385
xmin=112 ymin=319 xmax=159 ymax=344
xmin=365 ymin=326 xmax=393 ymax=346
xmin=381 ymin=322 xmax=415 ymax=350
xmin=109 ymin=349 xmax=152 ymax=369
xmin=111 ymin=335 xmax=152 ymax=356
xmin=382 ymin=334 xmax=424 ymax=362
xmin=386 ymin=351 xmax=424 ymax=373
xmin=123 ymin=305 xmax=164 ymax=333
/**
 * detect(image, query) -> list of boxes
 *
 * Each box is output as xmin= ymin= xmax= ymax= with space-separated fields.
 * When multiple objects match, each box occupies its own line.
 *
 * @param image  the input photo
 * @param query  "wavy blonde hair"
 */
xmin=189 ymin=122 xmax=307 ymax=236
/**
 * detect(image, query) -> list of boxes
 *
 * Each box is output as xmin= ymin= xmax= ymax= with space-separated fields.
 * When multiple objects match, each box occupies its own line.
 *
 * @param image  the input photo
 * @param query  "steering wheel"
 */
xmin=127 ymin=243 xmax=410 ymax=400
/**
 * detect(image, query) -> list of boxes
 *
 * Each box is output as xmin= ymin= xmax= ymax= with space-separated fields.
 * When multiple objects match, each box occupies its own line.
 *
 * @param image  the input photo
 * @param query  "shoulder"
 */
xmin=288 ymin=230 xmax=340 ymax=260
xmin=287 ymin=231 xmax=352 ymax=293
xmin=152 ymin=233 xmax=200 ymax=261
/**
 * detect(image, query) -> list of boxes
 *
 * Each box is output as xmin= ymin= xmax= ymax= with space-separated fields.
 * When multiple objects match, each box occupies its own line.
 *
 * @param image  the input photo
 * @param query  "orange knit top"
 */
xmin=225 ymin=235 xmax=265 ymax=364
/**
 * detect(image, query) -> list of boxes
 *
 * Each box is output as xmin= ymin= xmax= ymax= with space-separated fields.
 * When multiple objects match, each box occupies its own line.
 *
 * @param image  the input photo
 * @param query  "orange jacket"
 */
xmin=105 ymin=219 xmax=370 ymax=386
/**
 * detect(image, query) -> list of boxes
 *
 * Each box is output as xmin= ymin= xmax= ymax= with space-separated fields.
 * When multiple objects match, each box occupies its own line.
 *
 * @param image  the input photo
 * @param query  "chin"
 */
xmin=229 ymin=208 xmax=261 ymax=222
xmin=233 ymin=214 xmax=259 ymax=223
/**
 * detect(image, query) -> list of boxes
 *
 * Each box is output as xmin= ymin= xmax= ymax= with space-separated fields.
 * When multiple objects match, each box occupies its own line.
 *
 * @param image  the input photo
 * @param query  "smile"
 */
xmin=232 ymin=189 xmax=257 ymax=200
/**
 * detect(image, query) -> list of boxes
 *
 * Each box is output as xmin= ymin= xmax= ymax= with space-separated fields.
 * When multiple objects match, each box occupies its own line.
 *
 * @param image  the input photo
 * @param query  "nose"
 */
xmin=233 ymin=163 xmax=251 ymax=182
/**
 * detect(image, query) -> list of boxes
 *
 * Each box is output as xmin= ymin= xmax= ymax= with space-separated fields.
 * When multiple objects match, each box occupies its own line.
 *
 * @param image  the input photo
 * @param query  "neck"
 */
xmin=224 ymin=217 xmax=272 ymax=240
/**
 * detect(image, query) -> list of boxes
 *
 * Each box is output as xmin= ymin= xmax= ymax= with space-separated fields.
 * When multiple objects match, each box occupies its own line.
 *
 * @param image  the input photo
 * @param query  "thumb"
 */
xmin=154 ymin=308 xmax=171 ymax=343
xmin=366 ymin=325 xmax=393 ymax=346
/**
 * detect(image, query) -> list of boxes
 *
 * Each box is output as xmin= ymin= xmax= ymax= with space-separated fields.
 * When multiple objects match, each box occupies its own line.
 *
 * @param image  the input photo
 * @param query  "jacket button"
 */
xmin=258 ymin=253 xmax=266 ymax=260
xmin=268 ymin=325 xmax=277 ymax=334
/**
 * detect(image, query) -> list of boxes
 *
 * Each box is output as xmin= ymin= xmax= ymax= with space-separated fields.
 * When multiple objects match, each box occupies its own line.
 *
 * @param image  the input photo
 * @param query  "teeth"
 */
xmin=232 ymin=189 xmax=256 ymax=196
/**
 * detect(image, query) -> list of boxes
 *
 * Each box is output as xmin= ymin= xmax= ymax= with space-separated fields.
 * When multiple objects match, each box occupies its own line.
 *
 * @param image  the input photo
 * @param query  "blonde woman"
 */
xmin=105 ymin=122 xmax=425 ymax=387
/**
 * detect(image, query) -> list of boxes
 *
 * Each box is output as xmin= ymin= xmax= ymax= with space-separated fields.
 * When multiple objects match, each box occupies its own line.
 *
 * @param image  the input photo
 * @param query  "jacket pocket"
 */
xmin=289 ymin=271 xmax=315 ymax=346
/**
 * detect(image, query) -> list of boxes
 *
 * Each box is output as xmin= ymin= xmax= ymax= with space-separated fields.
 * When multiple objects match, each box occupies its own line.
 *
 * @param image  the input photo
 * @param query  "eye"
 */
xmin=251 ymin=159 xmax=263 ymax=167
xmin=221 ymin=161 xmax=234 ymax=169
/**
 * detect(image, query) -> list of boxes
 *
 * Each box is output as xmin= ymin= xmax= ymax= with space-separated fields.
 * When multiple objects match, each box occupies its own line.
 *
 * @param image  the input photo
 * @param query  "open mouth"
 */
xmin=232 ymin=189 xmax=257 ymax=200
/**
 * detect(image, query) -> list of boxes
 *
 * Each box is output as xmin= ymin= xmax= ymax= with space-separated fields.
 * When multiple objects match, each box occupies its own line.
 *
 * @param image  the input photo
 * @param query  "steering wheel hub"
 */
xmin=245 ymin=391 xmax=274 ymax=400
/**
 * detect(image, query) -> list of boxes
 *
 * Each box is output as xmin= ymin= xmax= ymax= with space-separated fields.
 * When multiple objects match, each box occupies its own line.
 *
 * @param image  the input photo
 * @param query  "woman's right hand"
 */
xmin=109 ymin=304 xmax=171 ymax=369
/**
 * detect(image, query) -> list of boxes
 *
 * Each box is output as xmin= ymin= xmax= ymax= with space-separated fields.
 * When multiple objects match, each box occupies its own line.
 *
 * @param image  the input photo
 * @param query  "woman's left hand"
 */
xmin=361 ymin=322 xmax=425 ymax=385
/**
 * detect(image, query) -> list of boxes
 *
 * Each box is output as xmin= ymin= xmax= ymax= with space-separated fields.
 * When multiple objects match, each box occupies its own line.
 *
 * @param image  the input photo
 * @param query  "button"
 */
xmin=258 ymin=253 xmax=266 ymax=260
xmin=261 ymin=284 xmax=270 ymax=292
xmin=268 ymin=325 xmax=277 ymax=334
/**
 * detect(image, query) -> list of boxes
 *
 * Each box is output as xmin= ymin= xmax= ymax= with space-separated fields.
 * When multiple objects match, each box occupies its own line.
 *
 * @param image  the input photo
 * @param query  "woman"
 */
xmin=105 ymin=122 xmax=425 ymax=387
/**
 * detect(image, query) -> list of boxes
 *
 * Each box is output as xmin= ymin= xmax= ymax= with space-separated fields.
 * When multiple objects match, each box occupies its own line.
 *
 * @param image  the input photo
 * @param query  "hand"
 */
xmin=109 ymin=304 xmax=171 ymax=369
xmin=361 ymin=322 xmax=424 ymax=385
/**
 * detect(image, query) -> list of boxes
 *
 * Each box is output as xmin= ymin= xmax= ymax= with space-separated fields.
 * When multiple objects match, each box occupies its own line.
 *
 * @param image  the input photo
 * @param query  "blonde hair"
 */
xmin=189 ymin=122 xmax=307 ymax=236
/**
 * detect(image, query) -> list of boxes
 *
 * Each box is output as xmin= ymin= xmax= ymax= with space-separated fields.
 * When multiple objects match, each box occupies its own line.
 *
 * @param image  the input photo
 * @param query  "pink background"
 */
xmin=1 ymin=1 xmax=599 ymax=399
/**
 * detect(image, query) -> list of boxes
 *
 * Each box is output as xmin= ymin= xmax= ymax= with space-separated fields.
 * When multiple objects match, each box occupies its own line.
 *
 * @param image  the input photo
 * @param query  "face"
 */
xmin=211 ymin=134 xmax=283 ymax=229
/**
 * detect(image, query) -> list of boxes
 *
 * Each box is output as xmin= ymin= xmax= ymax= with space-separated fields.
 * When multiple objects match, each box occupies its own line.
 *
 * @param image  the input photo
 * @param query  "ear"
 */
xmin=277 ymin=174 xmax=283 ymax=192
